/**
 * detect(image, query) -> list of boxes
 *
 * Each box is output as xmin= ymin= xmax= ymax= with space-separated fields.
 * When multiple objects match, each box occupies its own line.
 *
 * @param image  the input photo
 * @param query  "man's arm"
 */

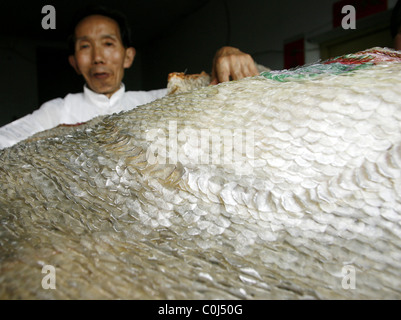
xmin=210 ymin=46 xmax=260 ymax=84
xmin=0 ymin=99 xmax=64 ymax=150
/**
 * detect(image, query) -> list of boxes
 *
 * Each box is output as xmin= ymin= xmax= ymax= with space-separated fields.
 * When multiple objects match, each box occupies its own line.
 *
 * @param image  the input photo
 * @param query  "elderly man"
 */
xmin=0 ymin=6 xmax=259 ymax=149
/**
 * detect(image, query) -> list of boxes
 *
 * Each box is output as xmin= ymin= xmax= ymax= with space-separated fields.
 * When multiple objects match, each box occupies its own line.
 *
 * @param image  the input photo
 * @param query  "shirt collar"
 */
xmin=83 ymin=83 xmax=126 ymax=109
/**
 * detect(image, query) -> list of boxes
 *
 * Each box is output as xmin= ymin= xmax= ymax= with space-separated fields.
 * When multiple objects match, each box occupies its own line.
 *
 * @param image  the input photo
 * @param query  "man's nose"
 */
xmin=92 ymin=46 xmax=105 ymax=64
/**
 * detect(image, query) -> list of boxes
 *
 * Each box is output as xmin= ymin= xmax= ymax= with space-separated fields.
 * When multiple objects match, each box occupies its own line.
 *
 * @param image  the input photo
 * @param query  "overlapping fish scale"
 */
xmin=2 ymin=50 xmax=401 ymax=299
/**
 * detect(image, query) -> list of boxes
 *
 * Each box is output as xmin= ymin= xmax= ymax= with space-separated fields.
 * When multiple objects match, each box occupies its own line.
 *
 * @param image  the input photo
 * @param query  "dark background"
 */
xmin=0 ymin=0 xmax=397 ymax=126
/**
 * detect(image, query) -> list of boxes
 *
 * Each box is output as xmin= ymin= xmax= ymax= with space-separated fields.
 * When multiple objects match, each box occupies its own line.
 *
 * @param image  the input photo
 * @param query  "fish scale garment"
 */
xmin=1 ymin=47 xmax=401 ymax=299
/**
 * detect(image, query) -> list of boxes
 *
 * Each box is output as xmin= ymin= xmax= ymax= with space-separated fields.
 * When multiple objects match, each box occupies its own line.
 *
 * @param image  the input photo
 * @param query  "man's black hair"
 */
xmin=391 ymin=0 xmax=401 ymax=39
xmin=67 ymin=5 xmax=133 ymax=55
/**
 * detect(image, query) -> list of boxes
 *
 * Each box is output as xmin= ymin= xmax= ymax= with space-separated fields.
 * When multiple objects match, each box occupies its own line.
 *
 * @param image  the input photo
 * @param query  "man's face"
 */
xmin=68 ymin=15 xmax=135 ymax=98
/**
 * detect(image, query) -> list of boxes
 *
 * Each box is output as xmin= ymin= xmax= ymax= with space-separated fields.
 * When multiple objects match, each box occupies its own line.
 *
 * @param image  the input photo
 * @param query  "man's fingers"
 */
xmin=218 ymin=71 xmax=231 ymax=83
xmin=210 ymin=78 xmax=218 ymax=85
xmin=211 ymin=63 xmax=255 ymax=84
xmin=210 ymin=46 xmax=259 ymax=84
xmin=236 ymin=57 xmax=259 ymax=79
xmin=249 ymin=62 xmax=260 ymax=76
xmin=230 ymin=67 xmax=243 ymax=81
xmin=215 ymin=58 xmax=231 ymax=83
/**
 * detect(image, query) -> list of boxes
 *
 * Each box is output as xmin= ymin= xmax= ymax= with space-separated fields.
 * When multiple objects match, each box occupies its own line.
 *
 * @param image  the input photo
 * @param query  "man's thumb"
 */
xmin=209 ymin=77 xmax=218 ymax=85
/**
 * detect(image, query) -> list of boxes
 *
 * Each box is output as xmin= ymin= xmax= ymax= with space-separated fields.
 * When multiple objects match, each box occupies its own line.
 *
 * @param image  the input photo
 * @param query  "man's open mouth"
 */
xmin=93 ymin=72 xmax=110 ymax=79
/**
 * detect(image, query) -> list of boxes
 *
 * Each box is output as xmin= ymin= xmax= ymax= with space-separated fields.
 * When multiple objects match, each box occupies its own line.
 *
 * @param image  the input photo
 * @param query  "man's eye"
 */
xmin=79 ymin=44 xmax=89 ymax=49
xmin=105 ymin=42 xmax=114 ymax=46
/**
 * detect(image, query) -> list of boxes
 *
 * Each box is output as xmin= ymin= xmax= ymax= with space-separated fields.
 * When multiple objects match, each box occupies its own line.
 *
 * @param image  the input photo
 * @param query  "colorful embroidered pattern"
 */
xmin=261 ymin=47 xmax=401 ymax=82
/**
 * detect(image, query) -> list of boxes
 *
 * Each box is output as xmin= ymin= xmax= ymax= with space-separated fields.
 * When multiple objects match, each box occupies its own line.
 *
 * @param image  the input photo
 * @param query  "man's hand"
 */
xmin=210 ymin=46 xmax=259 ymax=85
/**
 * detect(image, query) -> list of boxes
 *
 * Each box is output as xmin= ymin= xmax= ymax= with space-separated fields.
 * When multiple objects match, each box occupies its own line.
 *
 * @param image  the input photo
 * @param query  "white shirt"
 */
xmin=0 ymin=84 xmax=167 ymax=149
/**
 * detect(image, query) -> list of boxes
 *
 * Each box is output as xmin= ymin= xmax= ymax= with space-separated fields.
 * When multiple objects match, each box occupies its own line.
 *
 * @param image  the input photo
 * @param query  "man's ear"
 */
xmin=68 ymin=55 xmax=81 ymax=75
xmin=123 ymin=47 xmax=136 ymax=69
